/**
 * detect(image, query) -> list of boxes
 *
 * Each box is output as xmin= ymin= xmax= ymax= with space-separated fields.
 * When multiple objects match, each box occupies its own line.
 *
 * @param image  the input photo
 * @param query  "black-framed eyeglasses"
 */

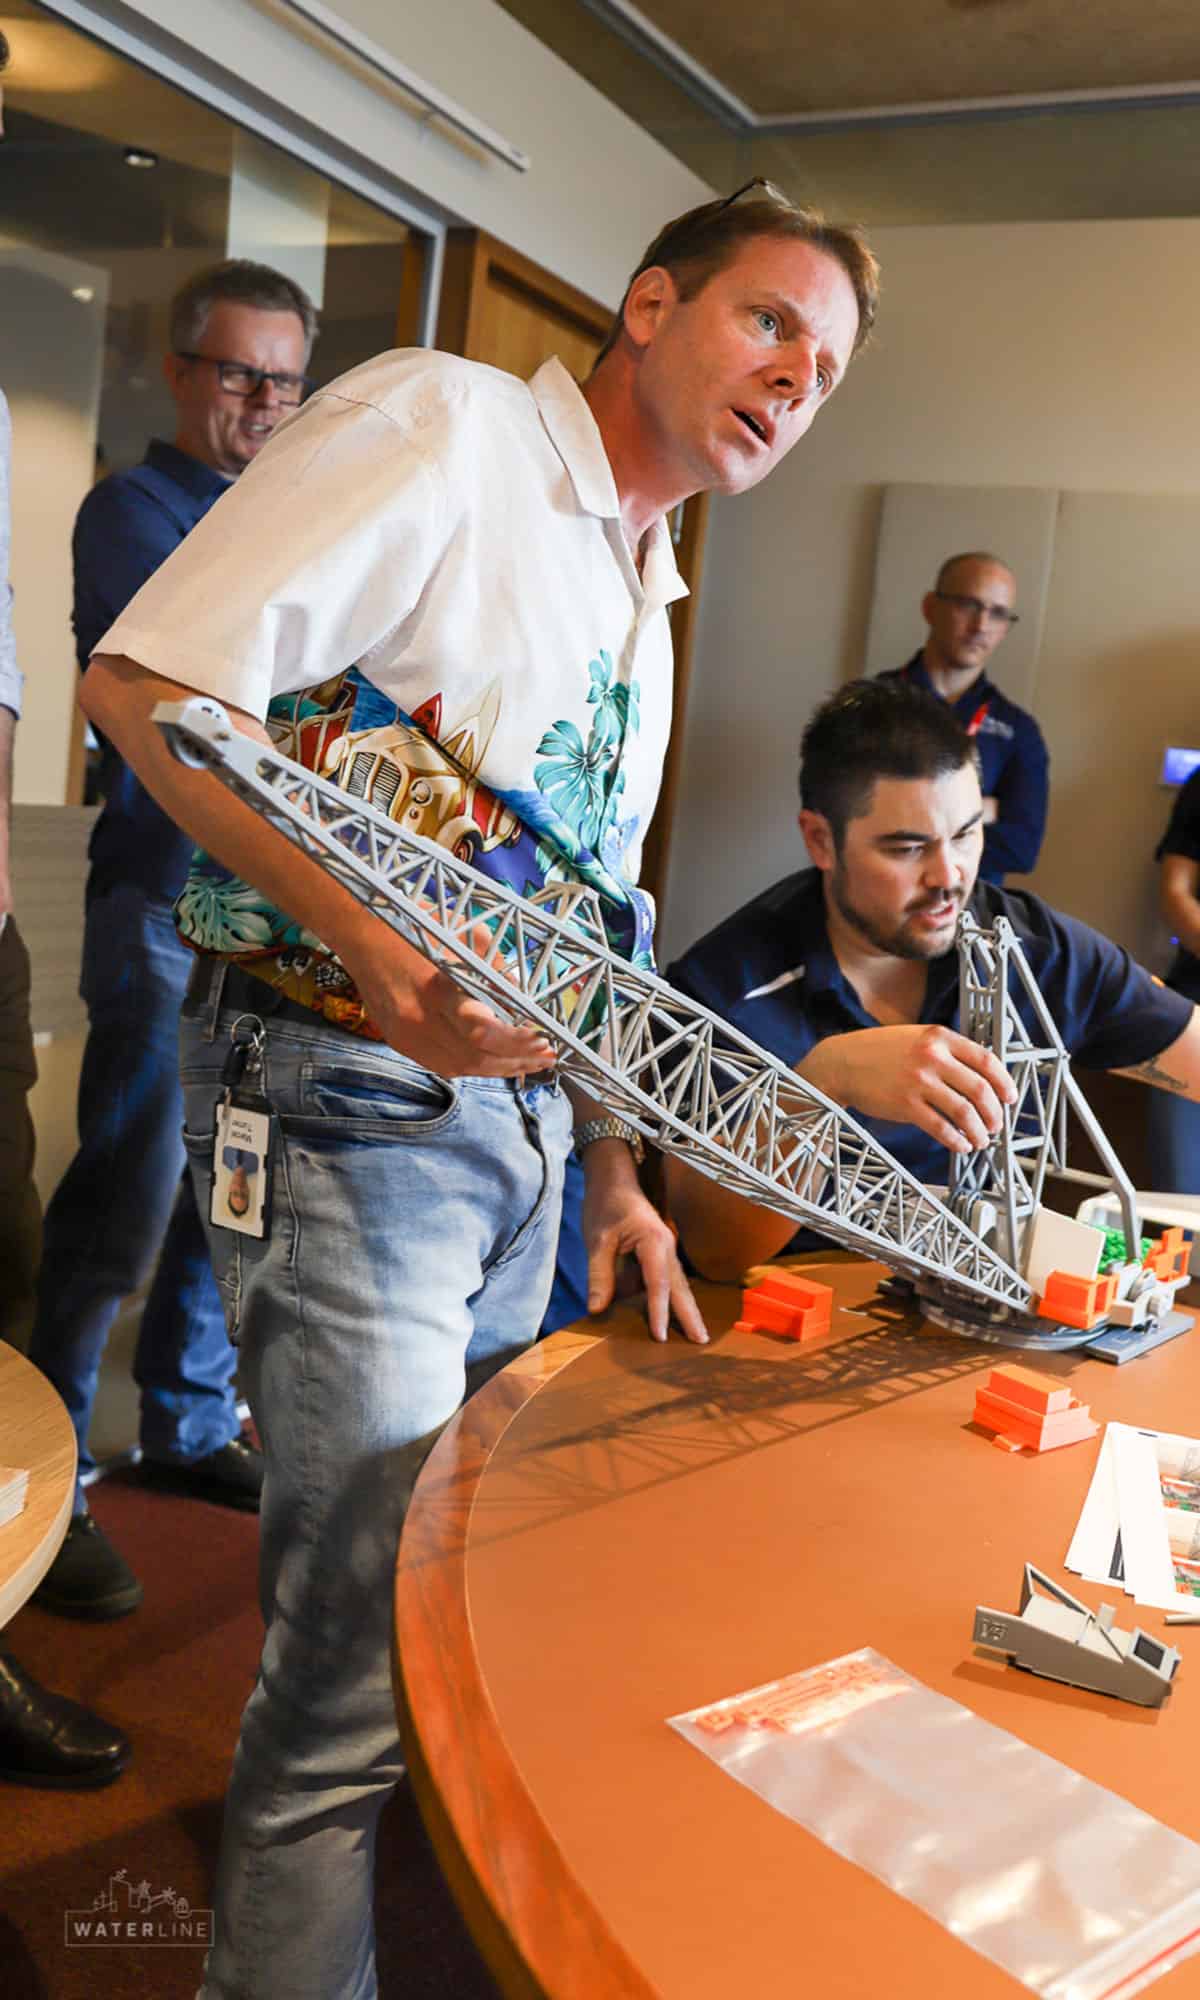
xmin=174 ymin=352 xmax=312 ymax=405
xmin=715 ymin=175 xmax=790 ymax=214
xmin=642 ymin=175 xmax=795 ymax=273
xmin=934 ymin=591 xmax=1019 ymax=629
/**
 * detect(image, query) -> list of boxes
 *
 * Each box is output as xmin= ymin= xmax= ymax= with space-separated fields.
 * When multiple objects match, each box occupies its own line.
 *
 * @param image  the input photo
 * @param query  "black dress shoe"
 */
xmin=32 ymin=1513 xmax=143 ymax=1620
xmin=0 ymin=1652 xmax=130 ymax=1788
xmin=137 ymin=1436 xmax=264 ymax=1512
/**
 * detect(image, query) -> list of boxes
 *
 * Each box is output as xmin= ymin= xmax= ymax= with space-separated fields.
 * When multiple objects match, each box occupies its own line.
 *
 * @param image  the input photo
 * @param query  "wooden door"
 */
xmin=435 ymin=227 xmax=707 ymax=931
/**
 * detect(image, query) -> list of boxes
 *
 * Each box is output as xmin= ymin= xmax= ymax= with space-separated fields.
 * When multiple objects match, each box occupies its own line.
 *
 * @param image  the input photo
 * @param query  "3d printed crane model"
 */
xmin=154 ymin=698 xmax=1191 ymax=1349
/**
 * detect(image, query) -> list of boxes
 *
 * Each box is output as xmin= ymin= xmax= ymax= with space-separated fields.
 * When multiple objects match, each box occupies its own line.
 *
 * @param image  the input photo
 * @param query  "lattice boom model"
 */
xmin=156 ymin=697 xmax=1037 ymax=1313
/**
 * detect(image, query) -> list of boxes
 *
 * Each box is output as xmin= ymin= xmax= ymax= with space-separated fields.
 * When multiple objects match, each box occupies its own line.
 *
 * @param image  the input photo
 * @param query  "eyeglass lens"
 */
xmin=939 ymin=592 xmax=1018 ymax=627
xmin=177 ymin=353 xmax=308 ymax=404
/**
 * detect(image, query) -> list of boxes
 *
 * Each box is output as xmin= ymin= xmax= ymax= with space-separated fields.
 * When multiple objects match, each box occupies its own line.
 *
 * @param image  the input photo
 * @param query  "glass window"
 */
xmin=0 ymin=0 xmax=428 ymax=801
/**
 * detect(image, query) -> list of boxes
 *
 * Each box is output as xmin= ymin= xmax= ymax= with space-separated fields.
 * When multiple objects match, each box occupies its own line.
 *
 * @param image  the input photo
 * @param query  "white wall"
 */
xmin=663 ymin=218 xmax=1200 ymax=965
xmin=1 ymin=246 xmax=107 ymax=806
xmin=46 ymin=0 xmax=710 ymax=311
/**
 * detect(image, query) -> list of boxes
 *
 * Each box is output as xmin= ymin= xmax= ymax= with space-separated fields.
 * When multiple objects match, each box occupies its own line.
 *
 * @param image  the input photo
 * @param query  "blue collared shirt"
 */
xmin=76 ymin=439 xmax=231 ymax=900
xmin=878 ymin=654 xmax=1050 ymax=882
xmin=667 ymin=867 xmax=1190 ymax=1198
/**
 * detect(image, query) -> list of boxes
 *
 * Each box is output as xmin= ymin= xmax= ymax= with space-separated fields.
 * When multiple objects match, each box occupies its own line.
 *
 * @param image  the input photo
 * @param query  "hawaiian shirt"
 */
xmin=99 ymin=352 xmax=687 ymax=1035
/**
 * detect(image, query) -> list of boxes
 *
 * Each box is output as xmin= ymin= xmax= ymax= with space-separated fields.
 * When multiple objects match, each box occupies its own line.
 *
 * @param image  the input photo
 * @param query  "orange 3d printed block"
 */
xmin=1144 ymin=1227 xmax=1189 ymax=1284
xmin=973 ymin=1362 xmax=1099 ymax=1453
xmin=1035 ymin=1269 xmax=1118 ymax=1330
xmin=733 ymin=1270 xmax=833 ymax=1343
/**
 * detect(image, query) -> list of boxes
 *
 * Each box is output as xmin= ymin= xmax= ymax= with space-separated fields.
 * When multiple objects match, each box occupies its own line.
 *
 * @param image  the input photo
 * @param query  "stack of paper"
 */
xmin=1067 ymin=1423 xmax=1200 ymax=1612
xmin=0 ymin=1466 xmax=28 ymax=1527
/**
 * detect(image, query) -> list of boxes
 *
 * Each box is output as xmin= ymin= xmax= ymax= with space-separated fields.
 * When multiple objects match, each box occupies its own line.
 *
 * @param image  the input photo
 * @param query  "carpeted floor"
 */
xmin=0 ymin=1470 xmax=501 ymax=1999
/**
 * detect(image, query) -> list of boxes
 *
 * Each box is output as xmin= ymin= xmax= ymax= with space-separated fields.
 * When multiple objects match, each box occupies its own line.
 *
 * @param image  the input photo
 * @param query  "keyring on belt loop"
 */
xmin=228 ymin=1012 xmax=267 ymax=1058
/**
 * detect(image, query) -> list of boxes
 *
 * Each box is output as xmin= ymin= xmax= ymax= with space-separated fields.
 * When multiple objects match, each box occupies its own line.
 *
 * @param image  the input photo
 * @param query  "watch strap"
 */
xmin=573 ymin=1115 xmax=646 ymax=1166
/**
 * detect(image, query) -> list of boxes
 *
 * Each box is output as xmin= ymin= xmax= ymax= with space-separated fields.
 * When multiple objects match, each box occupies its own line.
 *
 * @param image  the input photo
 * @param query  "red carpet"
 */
xmin=0 ymin=1471 xmax=500 ymax=1998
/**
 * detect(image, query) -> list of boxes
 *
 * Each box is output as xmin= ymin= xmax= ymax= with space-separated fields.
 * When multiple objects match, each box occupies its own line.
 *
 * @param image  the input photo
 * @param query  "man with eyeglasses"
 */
xmin=879 ymin=550 xmax=1049 ymax=883
xmin=28 ymin=260 xmax=316 ymax=1623
xmin=75 ymin=184 xmax=878 ymax=1997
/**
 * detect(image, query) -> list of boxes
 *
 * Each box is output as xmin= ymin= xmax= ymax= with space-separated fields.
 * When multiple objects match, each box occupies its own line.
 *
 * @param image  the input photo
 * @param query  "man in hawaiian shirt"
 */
xmin=78 ymin=184 xmax=879 ymax=1998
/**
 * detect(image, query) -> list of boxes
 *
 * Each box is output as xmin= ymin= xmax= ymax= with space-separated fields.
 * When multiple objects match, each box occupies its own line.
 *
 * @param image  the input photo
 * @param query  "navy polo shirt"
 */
xmin=878 ymin=654 xmax=1049 ymax=883
xmin=1156 ymin=769 xmax=1200 ymax=1006
xmin=76 ymin=440 xmax=231 ymax=901
xmin=666 ymin=867 xmax=1191 ymax=1197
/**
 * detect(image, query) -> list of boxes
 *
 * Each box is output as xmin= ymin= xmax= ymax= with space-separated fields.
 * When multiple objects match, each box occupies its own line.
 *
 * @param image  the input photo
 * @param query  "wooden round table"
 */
xmin=394 ymin=1259 xmax=1200 ymax=2000
xmin=0 ymin=1341 xmax=76 ymax=1629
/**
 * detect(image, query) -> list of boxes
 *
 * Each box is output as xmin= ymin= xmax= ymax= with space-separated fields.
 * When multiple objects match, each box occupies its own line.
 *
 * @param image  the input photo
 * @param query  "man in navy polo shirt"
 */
xmin=28 ymin=260 xmax=316 ymax=1619
xmin=665 ymin=680 xmax=1199 ymax=1279
xmin=878 ymin=550 xmax=1048 ymax=882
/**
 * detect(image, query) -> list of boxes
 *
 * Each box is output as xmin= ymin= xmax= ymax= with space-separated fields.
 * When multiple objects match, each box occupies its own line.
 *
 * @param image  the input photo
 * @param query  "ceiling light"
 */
xmin=71 ymin=286 xmax=94 ymax=303
xmin=123 ymin=146 xmax=158 ymax=169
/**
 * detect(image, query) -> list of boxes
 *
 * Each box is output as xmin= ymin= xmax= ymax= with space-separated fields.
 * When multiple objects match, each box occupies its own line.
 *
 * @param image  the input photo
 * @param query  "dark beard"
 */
xmin=830 ymin=863 xmax=958 ymax=962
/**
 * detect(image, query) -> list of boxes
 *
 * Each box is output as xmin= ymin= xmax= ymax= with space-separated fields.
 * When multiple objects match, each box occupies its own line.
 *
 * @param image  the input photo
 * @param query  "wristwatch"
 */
xmin=573 ymin=1116 xmax=646 ymax=1166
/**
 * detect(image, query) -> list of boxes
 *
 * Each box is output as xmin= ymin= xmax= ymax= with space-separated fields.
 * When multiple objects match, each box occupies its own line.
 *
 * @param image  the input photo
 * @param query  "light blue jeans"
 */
xmin=180 ymin=976 xmax=571 ymax=2000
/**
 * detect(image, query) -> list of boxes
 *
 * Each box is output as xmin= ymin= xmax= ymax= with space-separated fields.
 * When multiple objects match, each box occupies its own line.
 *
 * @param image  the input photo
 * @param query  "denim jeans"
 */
xmin=180 ymin=977 xmax=571 ymax=2000
xmin=540 ymin=1147 xmax=589 ymax=1335
xmin=27 ymin=883 xmax=237 ymax=1500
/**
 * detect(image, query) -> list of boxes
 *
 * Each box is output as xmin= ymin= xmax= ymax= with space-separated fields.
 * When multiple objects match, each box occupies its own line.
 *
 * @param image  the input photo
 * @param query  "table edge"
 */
xmin=0 ymin=1347 xmax=77 ymax=1630
xmin=394 ymin=1324 xmax=662 ymax=2000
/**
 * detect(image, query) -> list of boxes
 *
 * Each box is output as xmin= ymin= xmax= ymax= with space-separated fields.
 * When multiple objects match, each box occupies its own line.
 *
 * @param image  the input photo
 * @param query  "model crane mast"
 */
xmin=154 ymin=698 xmax=1188 ymax=1348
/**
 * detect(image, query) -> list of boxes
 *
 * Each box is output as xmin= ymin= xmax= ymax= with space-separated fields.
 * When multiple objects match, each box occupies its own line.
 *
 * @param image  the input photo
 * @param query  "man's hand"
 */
xmin=343 ymin=922 xmax=557 ymax=1079
xmin=801 ymin=1024 xmax=1016 ymax=1154
xmin=581 ymin=1137 xmax=708 ymax=1344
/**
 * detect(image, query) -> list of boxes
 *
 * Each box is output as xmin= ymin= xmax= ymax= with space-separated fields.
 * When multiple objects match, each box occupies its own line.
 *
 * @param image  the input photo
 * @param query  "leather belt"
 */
xmin=183 ymin=956 xmax=335 ymax=1033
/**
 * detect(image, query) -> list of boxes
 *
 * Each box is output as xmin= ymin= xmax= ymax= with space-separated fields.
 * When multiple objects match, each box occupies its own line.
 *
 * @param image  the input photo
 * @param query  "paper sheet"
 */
xmin=1066 ymin=1422 xmax=1200 ymax=1611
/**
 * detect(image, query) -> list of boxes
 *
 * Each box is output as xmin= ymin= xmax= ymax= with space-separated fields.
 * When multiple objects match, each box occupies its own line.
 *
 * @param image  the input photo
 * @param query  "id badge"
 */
xmin=212 ymin=1097 xmax=271 ymax=1238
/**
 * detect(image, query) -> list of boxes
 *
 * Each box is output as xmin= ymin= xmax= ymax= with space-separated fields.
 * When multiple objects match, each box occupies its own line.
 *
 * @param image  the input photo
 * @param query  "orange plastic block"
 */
xmin=1036 ymin=1268 xmax=1118 ymax=1330
xmin=1144 ymin=1228 xmax=1188 ymax=1282
xmin=974 ymin=1364 xmax=1098 ymax=1452
xmin=733 ymin=1270 xmax=834 ymax=1343
xmin=982 ymin=1363 xmax=1070 ymax=1415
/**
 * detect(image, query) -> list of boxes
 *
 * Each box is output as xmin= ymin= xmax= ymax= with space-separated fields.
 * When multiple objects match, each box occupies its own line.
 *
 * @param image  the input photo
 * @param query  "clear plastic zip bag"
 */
xmin=670 ymin=1650 xmax=1200 ymax=2000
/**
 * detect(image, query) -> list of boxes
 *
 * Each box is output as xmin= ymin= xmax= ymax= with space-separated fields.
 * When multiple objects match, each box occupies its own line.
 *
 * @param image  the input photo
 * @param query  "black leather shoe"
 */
xmin=137 ymin=1436 xmax=263 ymax=1512
xmin=32 ymin=1513 xmax=143 ymax=1620
xmin=0 ymin=1652 xmax=130 ymax=1788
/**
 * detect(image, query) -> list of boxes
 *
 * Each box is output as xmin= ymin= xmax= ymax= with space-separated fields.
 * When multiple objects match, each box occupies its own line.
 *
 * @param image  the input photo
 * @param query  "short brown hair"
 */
xmin=169 ymin=259 xmax=319 ymax=364
xmin=594 ymin=180 xmax=879 ymax=369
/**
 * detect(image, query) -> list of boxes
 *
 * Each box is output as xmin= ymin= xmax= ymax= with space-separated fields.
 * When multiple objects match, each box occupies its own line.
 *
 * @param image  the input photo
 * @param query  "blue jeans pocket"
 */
xmin=291 ymin=1056 xmax=460 ymax=1142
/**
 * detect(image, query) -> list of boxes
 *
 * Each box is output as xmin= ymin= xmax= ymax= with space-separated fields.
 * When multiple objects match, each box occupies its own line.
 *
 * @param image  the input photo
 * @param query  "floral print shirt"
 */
xmin=99 ymin=352 xmax=687 ymax=1036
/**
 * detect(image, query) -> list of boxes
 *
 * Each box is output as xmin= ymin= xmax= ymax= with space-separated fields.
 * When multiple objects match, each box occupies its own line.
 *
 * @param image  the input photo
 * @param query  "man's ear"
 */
xmin=798 ymin=808 xmax=836 ymax=871
xmin=162 ymin=351 xmax=185 ymax=398
xmin=920 ymin=589 xmax=938 ymax=626
xmin=621 ymin=265 xmax=678 ymax=352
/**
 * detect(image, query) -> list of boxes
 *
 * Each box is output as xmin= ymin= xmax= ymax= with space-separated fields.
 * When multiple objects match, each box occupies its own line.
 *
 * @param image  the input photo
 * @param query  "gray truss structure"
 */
xmin=947 ymin=913 xmax=1140 ymax=1272
xmin=155 ymin=696 xmax=1035 ymax=1312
